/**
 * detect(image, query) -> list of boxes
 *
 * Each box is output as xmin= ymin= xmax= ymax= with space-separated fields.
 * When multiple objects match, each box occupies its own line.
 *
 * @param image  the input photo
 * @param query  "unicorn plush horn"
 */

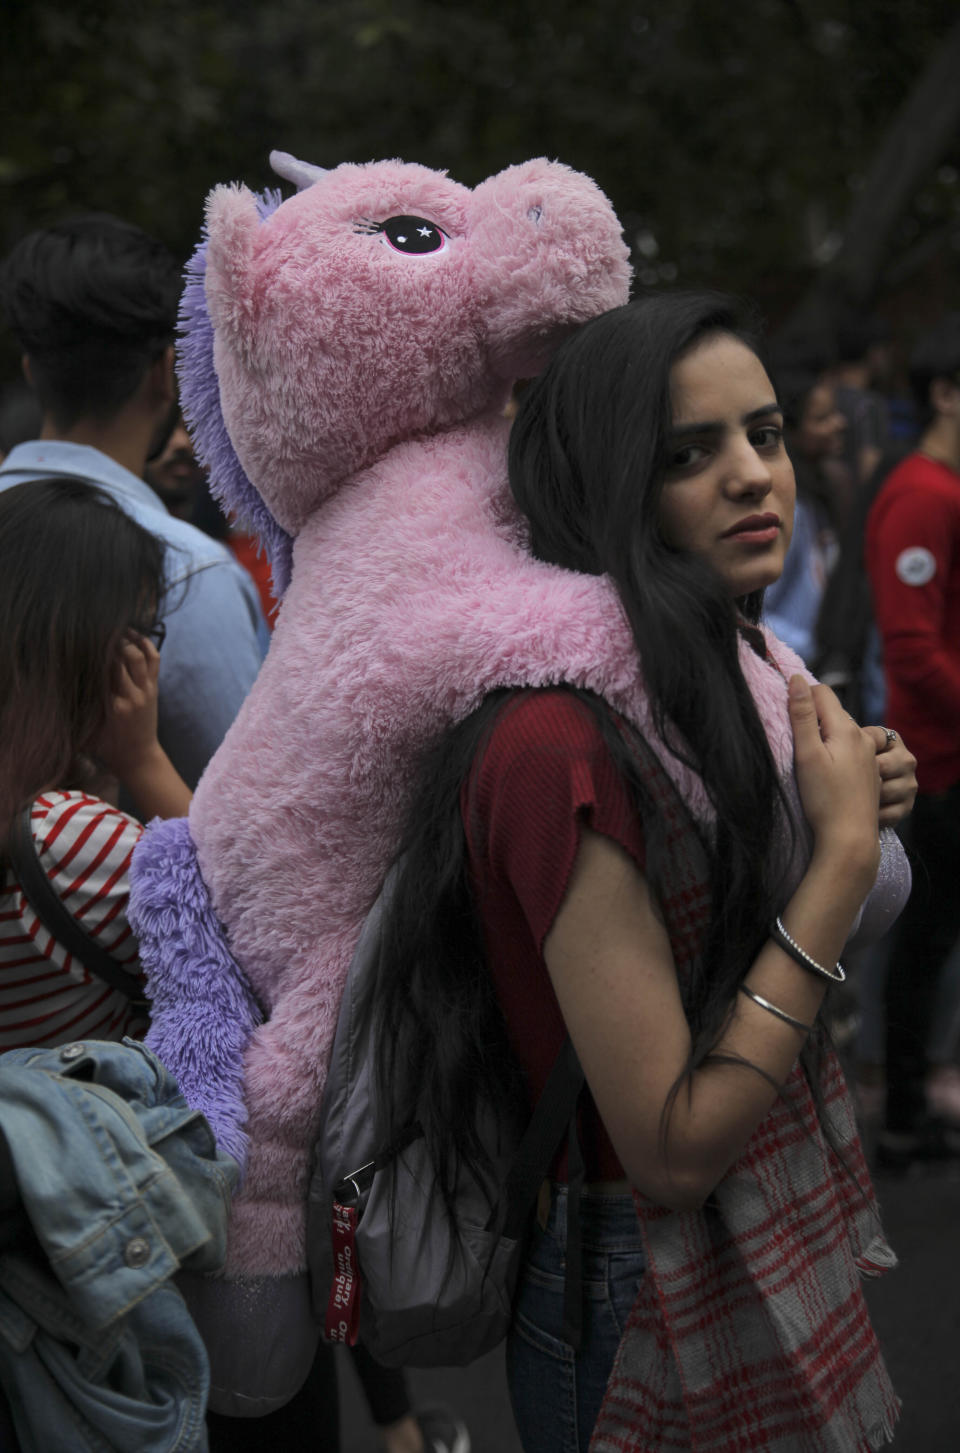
xmin=268 ymin=150 xmax=328 ymax=191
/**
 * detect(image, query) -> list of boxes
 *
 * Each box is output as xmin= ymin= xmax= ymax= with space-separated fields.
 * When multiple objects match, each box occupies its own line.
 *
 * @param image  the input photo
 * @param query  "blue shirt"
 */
xmin=0 ymin=441 xmax=268 ymax=789
xmin=763 ymin=496 xmax=836 ymax=667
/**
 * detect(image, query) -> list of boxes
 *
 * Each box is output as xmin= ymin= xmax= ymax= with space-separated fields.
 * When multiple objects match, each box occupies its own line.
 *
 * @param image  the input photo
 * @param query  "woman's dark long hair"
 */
xmin=0 ymin=478 xmax=166 ymax=839
xmin=372 ymin=293 xmax=815 ymax=1211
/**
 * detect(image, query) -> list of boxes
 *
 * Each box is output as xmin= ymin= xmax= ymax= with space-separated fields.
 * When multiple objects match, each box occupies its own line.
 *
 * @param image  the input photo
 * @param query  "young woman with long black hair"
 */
xmin=0 ymin=478 xmax=191 ymax=1047
xmin=366 ymin=292 xmax=916 ymax=1453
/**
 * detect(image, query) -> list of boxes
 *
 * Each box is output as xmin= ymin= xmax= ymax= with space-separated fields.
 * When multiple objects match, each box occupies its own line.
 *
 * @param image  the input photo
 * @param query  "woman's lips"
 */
xmin=722 ymin=514 xmax=780 ymax=543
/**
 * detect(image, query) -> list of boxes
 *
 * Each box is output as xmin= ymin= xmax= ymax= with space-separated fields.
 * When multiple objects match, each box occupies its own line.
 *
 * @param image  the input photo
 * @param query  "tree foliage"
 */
xmin=3 ymin=0 xmax=959 ymax=326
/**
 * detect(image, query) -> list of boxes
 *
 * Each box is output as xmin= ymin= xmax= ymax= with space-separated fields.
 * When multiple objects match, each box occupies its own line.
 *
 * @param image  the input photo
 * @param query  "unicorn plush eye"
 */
xmin=356 ymin=216 xmax=449 ymax=255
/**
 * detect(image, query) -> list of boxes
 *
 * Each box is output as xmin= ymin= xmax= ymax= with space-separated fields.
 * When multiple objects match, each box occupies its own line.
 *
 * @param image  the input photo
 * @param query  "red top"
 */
xmin=865 ymin=451 xmax=960 ymax=792
xmin=462 ymin=689 xmax=646 ymax=1181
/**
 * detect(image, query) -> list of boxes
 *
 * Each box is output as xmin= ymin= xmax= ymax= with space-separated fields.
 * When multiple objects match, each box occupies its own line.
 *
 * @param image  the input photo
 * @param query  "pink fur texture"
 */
xmin=203 ymin=159 xmax=631 ymax=536
xmin=160 ymin=154 xmax=814 ymax=1277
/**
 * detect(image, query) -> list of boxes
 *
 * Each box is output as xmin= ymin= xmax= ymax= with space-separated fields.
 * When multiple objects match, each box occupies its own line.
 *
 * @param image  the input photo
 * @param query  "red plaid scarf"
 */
xmin=590 ymin=740 xmax=900 ymax=1453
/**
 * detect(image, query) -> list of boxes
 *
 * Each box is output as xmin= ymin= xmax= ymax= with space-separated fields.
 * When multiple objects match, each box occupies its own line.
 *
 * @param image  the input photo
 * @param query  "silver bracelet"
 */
xmin=770 ymin=916 xmax=846 ymax=984
xmin=739 ymin=983 xmax=814 ymax=1035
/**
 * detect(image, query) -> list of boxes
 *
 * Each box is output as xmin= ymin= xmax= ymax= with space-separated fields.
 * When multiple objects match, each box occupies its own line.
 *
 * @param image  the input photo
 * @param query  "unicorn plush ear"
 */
xmin=203 ymin=184 xmax=265 ymax=341
xmin=178 ymin=184 xmax=295 ymax=595
xmin=269 ymin=151 xmax=329 ymax=192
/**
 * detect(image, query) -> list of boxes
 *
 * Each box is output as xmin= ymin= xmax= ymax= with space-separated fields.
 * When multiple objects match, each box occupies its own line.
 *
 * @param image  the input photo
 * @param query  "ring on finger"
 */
xmin=881 ymin=726 xmax=898 ymax=750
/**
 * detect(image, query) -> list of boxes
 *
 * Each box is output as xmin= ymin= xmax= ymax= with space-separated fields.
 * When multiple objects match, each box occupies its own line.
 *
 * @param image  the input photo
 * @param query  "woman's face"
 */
xmin=658 ymin=334 xmax=796 ymax=598
xmin=795 ymin=382 xmax=846 ymax=459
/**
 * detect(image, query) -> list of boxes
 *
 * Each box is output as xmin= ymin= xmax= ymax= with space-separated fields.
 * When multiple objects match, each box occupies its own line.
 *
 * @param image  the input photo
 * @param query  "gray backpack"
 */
xmin=306 ymin=864 xmax=585 ymax=1367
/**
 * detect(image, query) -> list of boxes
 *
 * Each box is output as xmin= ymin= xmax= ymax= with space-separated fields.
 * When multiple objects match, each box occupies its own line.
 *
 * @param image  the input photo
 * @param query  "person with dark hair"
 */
xmin=830 ymin=309 xmax=893 ymax=491
xmin=762 ymin=365 xmax=846 ymax=663
xmin=865 ymin=312 xmax=960 ymax=1167
xmin=0 ymin=378 xmax=41 ymax=462
xmin=367 ymin=293 xmax=916 ymax=1451
xmin=147 ymin=409 xmax=281 ymax=628
xmin=0 ymin=478 xmax=192 ymax=1047
xmin=0 ymin=215 xmax=267 ymax=790
xmin=143 ymin=411 xmax=207 ymax=522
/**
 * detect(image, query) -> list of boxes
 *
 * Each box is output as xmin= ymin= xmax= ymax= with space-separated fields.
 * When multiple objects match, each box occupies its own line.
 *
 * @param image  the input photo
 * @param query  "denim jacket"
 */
xmin=0 ymin=1039 xmax=239 ymax=1452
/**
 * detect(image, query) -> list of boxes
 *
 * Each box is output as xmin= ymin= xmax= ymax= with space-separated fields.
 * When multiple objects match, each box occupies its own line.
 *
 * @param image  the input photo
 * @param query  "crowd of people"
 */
xmin=0 ymin=191 xmax=957 ymax=1453
xmin=747 ymin=307 xmax=960 ymax=1168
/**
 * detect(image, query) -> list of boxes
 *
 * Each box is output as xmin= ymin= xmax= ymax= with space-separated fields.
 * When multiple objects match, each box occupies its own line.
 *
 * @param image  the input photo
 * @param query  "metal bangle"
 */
xmin=770 ymin=916 xmax=846 ymax=984
xmin=739 ymin=984 xmax=814 ymax=1035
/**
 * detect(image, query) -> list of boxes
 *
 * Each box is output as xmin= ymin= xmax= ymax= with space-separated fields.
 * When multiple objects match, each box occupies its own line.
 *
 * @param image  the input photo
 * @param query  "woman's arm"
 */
xmin=89 ymin=633 xmax=193 ymax=821
xmin=543 ymin=676 xmax=880 ymax=1210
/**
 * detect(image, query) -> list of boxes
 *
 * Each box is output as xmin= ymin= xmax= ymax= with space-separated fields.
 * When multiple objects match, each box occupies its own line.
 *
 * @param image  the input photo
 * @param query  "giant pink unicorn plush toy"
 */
xmin=130 ymin=152 xmax=905 ymax=1431
xmin=131 ymin=151 xmax=634 ymax=1285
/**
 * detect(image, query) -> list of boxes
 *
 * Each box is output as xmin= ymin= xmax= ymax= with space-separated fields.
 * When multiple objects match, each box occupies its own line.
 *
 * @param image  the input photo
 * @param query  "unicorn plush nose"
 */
xmin=468 ymin=158 xmax=632 ymax=381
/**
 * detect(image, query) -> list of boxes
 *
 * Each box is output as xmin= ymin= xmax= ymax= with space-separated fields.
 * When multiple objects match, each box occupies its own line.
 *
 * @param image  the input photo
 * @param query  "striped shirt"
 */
xmin=0 ymin=792 xmax=147 ymax=1049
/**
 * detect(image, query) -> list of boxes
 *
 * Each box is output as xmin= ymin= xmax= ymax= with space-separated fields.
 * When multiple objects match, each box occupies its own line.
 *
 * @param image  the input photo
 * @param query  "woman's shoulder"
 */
xmin=481 ymin=687 xmax=611 ymax=759
xmin=464 ymin=687 xmax=646 ymax=896
xmin=29 ymin=791 xmax=143 ymax=853
xmin=467 ymin=687 xmax=622 ymax=803
xmin=467 ymin=687 xmax=640 ymax=839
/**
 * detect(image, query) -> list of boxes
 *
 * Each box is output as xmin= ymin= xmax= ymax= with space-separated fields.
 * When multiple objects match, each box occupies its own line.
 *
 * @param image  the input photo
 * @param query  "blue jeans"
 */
xmin=506 ymin=1186 xmax=645 ymax=1453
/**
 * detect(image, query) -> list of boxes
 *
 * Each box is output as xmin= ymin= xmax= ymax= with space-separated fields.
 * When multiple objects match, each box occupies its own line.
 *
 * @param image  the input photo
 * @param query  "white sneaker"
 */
xmin=415 ymin=1405 xmax=471 ymax=1453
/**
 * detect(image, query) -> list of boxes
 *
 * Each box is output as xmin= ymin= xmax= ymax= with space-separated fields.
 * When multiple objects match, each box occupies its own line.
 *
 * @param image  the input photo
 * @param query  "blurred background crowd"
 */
xmin=2 ymin=2 xmax=960 ymax=1448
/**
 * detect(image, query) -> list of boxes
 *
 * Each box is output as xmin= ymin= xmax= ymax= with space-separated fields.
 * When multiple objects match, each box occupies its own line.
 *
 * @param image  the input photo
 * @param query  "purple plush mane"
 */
xmin=178 ymin=185 xmax=294 ymax=596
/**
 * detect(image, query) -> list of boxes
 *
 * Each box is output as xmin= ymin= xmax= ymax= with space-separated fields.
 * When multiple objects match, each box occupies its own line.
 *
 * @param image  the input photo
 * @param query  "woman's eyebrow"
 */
xmin=744 ymin=403 xmax=783 ymax=423
xmin=669 ymin=403 xmax=783 ymax=437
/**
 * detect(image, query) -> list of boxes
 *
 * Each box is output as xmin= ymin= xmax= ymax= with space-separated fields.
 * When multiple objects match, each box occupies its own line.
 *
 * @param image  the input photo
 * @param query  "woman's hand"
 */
xmin=89 ymin=631 xmax=192 ymax=820
xmin=90 ymin=631 xmax=161 ymax=781
xmin=861 ymin=726 xmax=918 ymax=828
xmin=789 ymin=676 xmax=880 ymax=888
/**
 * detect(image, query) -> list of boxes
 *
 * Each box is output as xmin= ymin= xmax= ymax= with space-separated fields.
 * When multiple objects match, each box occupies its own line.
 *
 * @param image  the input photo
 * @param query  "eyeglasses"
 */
xmin=141 ymin=621 xmax=167 ymax=651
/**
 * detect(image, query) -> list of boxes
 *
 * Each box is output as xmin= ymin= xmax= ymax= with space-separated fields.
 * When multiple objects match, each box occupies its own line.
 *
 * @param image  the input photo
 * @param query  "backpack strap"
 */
xmin=562 ymin=1111 xmax=585 ymax=1350
xmin=501 ymin=1033 xmax=586 ymax=1350
xmin=6 ymin=805 xmax=148 ymax=1007
xmin=501 ymin=1034 xmax=584 ymax=1234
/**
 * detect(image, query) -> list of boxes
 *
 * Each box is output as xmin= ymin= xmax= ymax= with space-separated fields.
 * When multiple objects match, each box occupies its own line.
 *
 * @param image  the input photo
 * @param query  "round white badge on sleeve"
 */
xmin=895 ymin=547 xmax=936 ymax=586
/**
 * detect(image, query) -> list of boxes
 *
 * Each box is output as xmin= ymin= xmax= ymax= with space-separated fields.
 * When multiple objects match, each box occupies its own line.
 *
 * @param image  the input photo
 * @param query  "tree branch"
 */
xmin=791 ymin=16 xmax=960 ymax=323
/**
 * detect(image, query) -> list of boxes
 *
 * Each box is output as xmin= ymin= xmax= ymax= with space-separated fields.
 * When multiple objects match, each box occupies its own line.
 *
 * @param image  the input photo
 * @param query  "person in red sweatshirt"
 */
xmin=865 ymin=313 xmax=960 ymax=1169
